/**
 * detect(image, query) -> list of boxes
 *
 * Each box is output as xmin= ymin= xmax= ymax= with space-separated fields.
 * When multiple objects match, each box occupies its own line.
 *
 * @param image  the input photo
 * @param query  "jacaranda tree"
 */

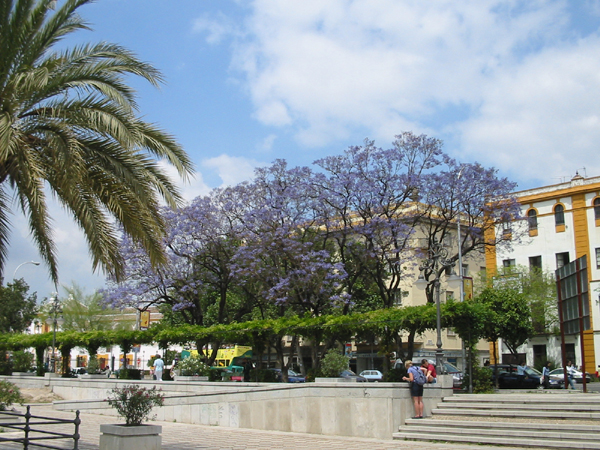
xmin=0 ymin=0 xmax=193 ymax=284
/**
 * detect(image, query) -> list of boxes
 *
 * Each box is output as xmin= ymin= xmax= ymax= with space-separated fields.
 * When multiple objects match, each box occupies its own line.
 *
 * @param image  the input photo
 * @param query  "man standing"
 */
xmin=565 ymin=361 xmax=576 ymax=390
xmin=153 ymin=354 xmax=165 ymax=382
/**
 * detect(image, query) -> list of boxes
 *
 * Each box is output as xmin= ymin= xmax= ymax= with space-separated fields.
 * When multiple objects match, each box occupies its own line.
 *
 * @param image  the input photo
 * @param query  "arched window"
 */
xmin=594 ymin=198 xmax=600 ymax=221
xmin=527 ymin=209 xmax=538 ymax=231
xmin=554 ymin=204 xmax=564 ymax=226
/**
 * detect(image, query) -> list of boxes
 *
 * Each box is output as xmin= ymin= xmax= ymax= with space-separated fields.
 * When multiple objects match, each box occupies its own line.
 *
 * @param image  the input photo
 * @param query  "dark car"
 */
xmin=490 ymin=364 xmax=547 ymax=389
xmin=270 ymin=368 xmax=306 ymax=383
xmin=339 ymin=369 xmax=367 ymax=382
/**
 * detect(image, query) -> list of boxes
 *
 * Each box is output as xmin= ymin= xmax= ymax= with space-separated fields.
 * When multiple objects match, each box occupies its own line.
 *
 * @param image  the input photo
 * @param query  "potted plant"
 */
xmin=100 ymin=384 xmax=164 ymax=450
xmin=0 ymin=380 xmax=25 ymax=429
xmin=174 ymin=355 xmax=211 ymax=381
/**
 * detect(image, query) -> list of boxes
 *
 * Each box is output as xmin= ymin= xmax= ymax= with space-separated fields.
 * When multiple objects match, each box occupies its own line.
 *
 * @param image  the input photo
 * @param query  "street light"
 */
xmin=45 ymin=293 xmax=63 ymax=373
xmin=13 ymin=261 xmax=40 ymax=279
xmin=415 ymin=239 xmax=462 ymax=370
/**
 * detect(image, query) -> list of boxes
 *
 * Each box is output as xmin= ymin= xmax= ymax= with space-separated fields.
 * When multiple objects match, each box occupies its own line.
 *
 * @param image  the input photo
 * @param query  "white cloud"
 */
xmin=229 ymin=0 xmax=568 ymax=149
xmin=192 ymin=12 xmax=236 ymax=44
xmin=202 ymin=154 xmax=265 ymax=187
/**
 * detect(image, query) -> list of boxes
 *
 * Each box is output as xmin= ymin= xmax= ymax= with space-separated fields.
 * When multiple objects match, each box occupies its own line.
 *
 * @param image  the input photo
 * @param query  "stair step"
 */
xmin=401 ymin=422 xmax=600 ymax=441
xmin=431 ymin=407 xmax=600 ymax=420
xmin=437 ymin=402 xmax=598 ymax=411
xmin=393 ymin=431 xmax=600 ymax=449
xmin=405 ymin=418 xmax=600 ymax=433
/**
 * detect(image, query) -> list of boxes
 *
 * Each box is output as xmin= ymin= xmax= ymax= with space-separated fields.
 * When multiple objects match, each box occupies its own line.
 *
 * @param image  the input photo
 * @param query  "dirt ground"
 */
xmin=19 ymin=388 xmax=63 ymax=404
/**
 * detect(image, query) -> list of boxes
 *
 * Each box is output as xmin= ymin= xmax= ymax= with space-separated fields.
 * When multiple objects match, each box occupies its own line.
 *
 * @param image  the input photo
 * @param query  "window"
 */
xmin=527 ymin=209 xmax=538 ymax=234
xmin=596 ymin=248 xmax=600 ymax=269
xmin=462 ymin=264 xmax=469 ymax=277
xmin=502 ymin=221 xmax=512 ymax=239
xmin=392 ymin=290 xmax=407 ymax=307
xmin=503 ymin=259 xmax=516 ymax=268
xmin=554 ymin=204 xmax=565 ymax=228
xmin=446 ymin=291 xmax=455 ymax=301
xmin=529 ymin=256 xmax=542 ymax=271
xmin=556 ymin=252 xmax=569 ymax=269
xmin=595 ymin=198 xmax=600 ymax=221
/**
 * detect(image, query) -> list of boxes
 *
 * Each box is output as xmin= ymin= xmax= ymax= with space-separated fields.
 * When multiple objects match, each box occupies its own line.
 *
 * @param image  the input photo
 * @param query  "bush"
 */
xmin=305 ymin=368 xmax=323 ymax=382
xmin=178 ymin=356 xmax=210 ymax=377
xmin=251 ymin=369 xmax=279 ymax=382
xmin=118 ymin=368 xmax=142 ymax=380
xmin=384 ymin=367 xmax=406 ymax=382
xmin=209 ymin=367 xmax=226 ymax=382
xmin=0 ymin=351 xmax=12 ymax=375
xmin=0 ymin=380 xmax=24 ymax=411
xmin=12 ymin=351 xmax=34 ymax=373
xmin=464 ymin=366 xmax=494 ymax=393
xmin=320 ymin=349 xmax=349 ymax=377
xmin=106 ymin=384 xmax=164 ymax=426
xmin=86 ymin=355 xmax=100 ymax=374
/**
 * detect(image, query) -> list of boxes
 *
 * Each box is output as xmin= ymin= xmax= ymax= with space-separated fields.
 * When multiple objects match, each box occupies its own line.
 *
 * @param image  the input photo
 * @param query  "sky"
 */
xmin=7 ymin=0 xmax=600 ymax=300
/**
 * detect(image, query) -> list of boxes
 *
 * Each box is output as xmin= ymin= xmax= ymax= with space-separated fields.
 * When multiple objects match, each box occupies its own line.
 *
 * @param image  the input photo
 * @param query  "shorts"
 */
xmin=410 ymin=382 xmax=424 ymax=397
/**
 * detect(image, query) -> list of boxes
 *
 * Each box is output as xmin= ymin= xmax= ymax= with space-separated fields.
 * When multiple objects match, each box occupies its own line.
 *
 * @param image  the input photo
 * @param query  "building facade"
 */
xmin=487 ymin=173 xmax=600 ymax=372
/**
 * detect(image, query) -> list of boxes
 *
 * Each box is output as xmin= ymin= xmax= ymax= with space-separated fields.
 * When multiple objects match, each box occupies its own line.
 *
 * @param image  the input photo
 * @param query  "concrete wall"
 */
xmin=2 ymin=375 xmax=453 ymax=440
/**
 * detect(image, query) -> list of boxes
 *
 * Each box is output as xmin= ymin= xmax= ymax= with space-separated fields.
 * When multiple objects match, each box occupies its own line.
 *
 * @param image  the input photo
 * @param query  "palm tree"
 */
xmin=0 ymin=0 xmax=194 ymax=284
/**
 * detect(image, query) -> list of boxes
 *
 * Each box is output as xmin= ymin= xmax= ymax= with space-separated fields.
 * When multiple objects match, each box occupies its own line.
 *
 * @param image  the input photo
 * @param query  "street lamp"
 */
xmin=415 ymin=239 xmax=462 ymax=370
xmin=45 ymin=294 xmax=63 ymax=373
xmin=13 ymin=261 xmax=40 ymax=279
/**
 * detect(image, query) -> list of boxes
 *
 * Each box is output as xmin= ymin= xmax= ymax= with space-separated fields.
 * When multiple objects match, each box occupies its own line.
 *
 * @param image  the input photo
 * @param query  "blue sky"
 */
xmin=7 ymin=0 xmax=600 ymax=299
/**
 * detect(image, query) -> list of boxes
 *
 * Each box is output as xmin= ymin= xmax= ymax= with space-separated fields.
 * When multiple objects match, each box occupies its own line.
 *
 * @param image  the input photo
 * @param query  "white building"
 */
xmin=488 ymin=173 xmax=600 ymax=371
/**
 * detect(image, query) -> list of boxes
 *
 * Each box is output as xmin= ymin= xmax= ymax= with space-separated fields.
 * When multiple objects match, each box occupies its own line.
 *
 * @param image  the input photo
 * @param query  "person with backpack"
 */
xmin=402 ymin=360 xmax=426 ymax=418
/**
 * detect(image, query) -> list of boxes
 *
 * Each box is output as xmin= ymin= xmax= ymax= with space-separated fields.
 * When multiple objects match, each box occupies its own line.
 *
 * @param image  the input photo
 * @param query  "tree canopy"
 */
xmin=0 ymin=0 xmax=194 ymax=284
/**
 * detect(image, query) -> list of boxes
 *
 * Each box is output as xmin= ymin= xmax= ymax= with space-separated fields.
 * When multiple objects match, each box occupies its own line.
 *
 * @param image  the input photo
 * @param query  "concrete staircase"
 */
xmin=394 ymin=392 xmax=600 ymax=448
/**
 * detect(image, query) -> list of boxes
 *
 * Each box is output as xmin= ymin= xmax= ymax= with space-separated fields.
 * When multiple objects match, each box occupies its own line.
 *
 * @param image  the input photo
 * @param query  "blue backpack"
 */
xmin=412 ymin=366 xmax=426 ymax=385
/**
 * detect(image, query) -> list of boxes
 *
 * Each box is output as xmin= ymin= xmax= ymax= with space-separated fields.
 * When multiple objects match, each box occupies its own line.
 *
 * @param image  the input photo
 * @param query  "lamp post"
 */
xmin=13 ymin=261 xmax=40 ymax=279
xmin=45 ymin=294 xmax=63 ymax=373
xmin=415 ymin=239 xmax=462 ymax=370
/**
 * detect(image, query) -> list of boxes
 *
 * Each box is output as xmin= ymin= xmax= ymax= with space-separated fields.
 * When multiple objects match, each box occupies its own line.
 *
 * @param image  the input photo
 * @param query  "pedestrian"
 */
xmin=564 ymin=360 xmax=576 ymax=390
xmin=153 ymin=354 xmax=165 ymax=382
xmin=541 ymin=361 xmax=551 ymax=389
xmin=402 ymin=360 xmax=426 ymax=418
xmin=243 ymin=358 xmax=252 ymax=382
xmin=421 ymin=359 xmax=437 ymax=384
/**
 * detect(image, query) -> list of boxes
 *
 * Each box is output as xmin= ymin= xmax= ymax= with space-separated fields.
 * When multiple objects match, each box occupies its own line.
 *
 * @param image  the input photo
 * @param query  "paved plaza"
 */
xmin=0 ymin=404 xmax=534 ymax=450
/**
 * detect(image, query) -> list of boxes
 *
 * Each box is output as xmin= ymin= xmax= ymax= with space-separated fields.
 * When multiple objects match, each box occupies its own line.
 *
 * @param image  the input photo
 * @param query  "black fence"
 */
xmin=0 ymin=406 xmax=80 ymax=449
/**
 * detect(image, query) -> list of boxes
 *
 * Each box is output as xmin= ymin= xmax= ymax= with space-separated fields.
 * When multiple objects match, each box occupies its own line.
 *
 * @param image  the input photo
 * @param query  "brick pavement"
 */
xmin=0 ymin=404 xmax=531 ymax=450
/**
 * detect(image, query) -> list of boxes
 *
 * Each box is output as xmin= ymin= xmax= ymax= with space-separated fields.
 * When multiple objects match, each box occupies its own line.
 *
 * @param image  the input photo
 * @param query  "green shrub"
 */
xmin=320 ymin=349 xmax=349 ymax=377
xmin=118 ymin=368 xmax=142 ymax=380
xmin=86 ymin=355 xmax=100 ymax=374
xmin=209 ymin=367 xmax=226 ymax=381
xmin=0 ymin=380 xmax=24 ymax=411
xmin=178 ymin=356 xmax=210 ymax=376
xmin=251 ymin=369 xmax=279 ymax=382
xmin=304 ymin=368 xmax=323 ymax=382
xmin=464 ymin=366 xmax=494 ymax=393
xmin=106 ymin=384 xmax=164 ymax=426
xmin=12 ymin=351 xmax=34 ymax=373
xmin=384 ymin=367 xmax=406 ymax=382
xmin=0 ymin=351 xmax=12 ymax=375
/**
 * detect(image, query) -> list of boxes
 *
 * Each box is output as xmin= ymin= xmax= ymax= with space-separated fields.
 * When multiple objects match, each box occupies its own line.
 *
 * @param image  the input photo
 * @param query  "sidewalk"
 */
xmin=1 ymin=404 xmax=533 ymax=450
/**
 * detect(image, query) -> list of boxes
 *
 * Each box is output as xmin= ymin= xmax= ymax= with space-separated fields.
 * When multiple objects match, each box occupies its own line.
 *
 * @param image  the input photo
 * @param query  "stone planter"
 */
xmin=10 ymin=372 xmax=32 ymax=377
xmin=315 ymin=377 xmax=356 ymax=382
xmin=79 ymin=373 xmax=107 ymax=380
xmin=99 ymin=424 xmax=161 ymax=450
xmin=174 ymin=375 xmax=209 ymax=382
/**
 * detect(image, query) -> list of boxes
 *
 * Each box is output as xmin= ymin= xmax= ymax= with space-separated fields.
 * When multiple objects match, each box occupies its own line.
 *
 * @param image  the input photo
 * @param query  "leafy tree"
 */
xmin=0 ymin=0 xmax=193 ymax=284
xmin=0 ymin=278 xmax=37 ymax=333
xmin=60 ymin=283 xmax=128 ymax=332
xmin=475 ymin=286 xmax=534 ymax=367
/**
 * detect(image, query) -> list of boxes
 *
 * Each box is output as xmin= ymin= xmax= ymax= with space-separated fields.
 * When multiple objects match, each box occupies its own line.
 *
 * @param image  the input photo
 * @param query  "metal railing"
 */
xmin=0 ymin=406 xmax=80 ymax=449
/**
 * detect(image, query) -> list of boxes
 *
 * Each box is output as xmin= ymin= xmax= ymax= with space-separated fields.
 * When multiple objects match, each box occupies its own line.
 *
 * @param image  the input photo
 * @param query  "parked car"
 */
xmin=339 ymin=369 xmax=367 ymax=382
xmin=359 ymin=370 xmax=383 ymax=382
xmin=490 ymin=364 xmax=549 ymax=389
xmin=439 ymin=361 xmax=463 ymax=389
xmin=269 ymin=368 xmax=306 ymax=383
xmin=548 ymin=368 xmax=591 ymax=384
